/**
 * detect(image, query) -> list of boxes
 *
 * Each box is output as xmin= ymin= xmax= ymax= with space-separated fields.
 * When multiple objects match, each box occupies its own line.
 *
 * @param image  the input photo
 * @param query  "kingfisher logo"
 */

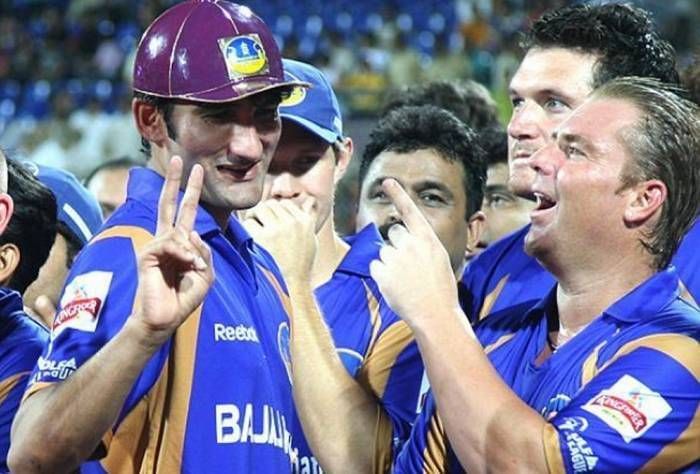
xmin=53 ymin=271 xmax=112 ymax=339
xmin=219 ymin=35 xmax=268 ymax=78
xmin=582 ymin=374 xmax=671 ymax=443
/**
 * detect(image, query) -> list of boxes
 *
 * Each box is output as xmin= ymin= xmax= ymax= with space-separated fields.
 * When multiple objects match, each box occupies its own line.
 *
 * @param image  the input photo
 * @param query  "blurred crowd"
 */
xmin=0 ymin=0 xmax=697 ymax=179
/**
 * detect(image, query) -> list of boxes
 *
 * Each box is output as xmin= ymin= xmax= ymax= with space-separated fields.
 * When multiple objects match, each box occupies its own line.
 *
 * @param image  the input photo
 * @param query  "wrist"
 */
xmin=123 ymin=316 xmax=173 ymax=353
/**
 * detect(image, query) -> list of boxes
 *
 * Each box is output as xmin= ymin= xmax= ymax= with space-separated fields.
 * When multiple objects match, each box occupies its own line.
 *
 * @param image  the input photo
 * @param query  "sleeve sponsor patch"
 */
xmin=581 ymin=374 xmax=672 ymax=443
xmin=52 ymin=271 xmax=113 ymax=339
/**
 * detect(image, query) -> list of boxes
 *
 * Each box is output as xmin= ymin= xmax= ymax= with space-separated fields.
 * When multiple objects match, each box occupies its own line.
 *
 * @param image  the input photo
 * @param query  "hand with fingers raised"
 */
xmin=369 ymin=179 xmax=460 ymax=330
xmin=242 ymin=197 xmax=318 ymax=284
xmin=130 ymin=156 xmax=215 ymax=346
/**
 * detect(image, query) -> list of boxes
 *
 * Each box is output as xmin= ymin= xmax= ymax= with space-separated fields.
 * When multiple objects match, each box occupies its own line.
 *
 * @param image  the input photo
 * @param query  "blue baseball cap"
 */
xmin=22 ymin=162 xmax=103 ymax=245
xmin=279 ymin=58 xmax=343 ymax=144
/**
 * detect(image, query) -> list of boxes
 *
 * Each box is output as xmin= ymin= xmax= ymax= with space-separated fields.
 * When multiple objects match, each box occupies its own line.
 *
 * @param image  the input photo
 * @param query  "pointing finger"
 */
xmin=382 ymin=179 xmax=431 ymax=236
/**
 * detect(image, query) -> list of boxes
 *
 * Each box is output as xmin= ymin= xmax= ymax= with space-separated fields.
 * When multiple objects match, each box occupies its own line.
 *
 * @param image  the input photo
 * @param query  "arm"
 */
xmin=244 ymin=199 xmax=393 ymax=473
xmin=8 ymin=157 xmax=214 ymax=473
xmin=370 ymin=179 xmax=547 ymax=473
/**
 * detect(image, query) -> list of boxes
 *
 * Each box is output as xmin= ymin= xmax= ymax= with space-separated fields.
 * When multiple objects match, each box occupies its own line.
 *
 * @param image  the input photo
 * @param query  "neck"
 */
xmin=553 ymin=254 xmax=654 ymax=345
xmin=311 ymin=213 xmax=350 ymax=288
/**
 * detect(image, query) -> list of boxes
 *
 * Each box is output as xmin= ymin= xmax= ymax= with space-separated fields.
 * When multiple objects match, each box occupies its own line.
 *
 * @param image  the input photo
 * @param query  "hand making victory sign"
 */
xmin=131 ymin=156 xmax=215 ymax=345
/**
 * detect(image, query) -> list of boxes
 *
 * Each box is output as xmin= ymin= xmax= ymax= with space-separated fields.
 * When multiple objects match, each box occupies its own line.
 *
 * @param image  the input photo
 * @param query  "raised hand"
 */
xmin=369 ymin=179 xmax=459 ymax=329
xmin=130 ymin=156 xmax=214 ymax=344
xmin=241 ymin=198 xmax=318 ymax=283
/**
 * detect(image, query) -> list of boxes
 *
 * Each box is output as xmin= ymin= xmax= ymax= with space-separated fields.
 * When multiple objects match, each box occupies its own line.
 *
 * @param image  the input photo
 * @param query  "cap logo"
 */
xmin=218 ymin=34 xmax=269 ymax=79
xmin=280 ymin=85 xmax=306 ymax=107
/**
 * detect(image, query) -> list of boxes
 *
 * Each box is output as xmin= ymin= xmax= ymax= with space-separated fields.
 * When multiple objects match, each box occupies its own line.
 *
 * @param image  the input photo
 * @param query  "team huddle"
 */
xmin=1 ymin=0 xmax=698 ymax=473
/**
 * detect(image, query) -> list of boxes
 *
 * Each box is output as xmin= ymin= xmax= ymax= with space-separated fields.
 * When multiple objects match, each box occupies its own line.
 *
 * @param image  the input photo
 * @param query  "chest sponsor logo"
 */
xmin=53 ymin=271 xmax=112 ymax=339
xmin=216 ymin=403 xmax=297 ymax=463
xmin=213 ymin=323 xmax=259 ymax=343
xmin=565 ymin=431 xmax=599 ymax=473
xmin=32 ymin=356 xmax=77 ymax=382
xmin=582 ymin=374 xmax=672 ymax=443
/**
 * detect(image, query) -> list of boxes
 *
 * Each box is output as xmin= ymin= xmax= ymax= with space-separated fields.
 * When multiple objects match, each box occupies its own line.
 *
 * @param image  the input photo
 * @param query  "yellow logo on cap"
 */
xmin=218 ymin=34 xmax=269 ymax=79
xmin=280 ymin=85 xmax=306 ymax=107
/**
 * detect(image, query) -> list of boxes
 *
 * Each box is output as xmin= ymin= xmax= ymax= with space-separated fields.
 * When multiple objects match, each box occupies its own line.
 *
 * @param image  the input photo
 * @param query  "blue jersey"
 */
xmin=0 ymin=288 xmax=47 ymax=472
xmin=463 ymin=221 xmax=700 ymax=321
xmin=461 ymin=225 xmax=555 ymax=322
xmin=397 ymin=268 xmax=700 ymax=473
xmin=25 ymin=168 xmax=297 ymax=473
xmin=292 ymin=224 xmax=424 ymax=474
xmin=673 ymin=219 xmax=699 ymax=305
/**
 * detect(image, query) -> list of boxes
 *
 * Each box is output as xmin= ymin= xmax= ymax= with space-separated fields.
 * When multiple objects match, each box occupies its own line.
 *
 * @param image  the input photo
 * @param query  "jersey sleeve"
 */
xmin=24 ymin=227 xmax=169 ymax=455
xmin=544 ymin=336 xmax=700 ymax=473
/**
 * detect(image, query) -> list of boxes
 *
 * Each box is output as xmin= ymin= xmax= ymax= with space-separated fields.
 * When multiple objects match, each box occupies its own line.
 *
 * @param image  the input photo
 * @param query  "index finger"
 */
xmin=156 ymin=156 xmax=184 ymax=235
xmin=381 ymin=178 xmax=432 ymax=235
xmin=175 ymin=163 xmax=204 ymax=232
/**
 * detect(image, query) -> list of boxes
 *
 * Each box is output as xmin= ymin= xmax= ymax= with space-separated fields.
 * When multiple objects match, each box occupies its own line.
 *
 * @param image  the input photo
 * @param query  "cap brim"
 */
xmin=134 ymin=78 xmax=309 ymax=103
xmin=280 ymin=114 xmax=340 ymax=144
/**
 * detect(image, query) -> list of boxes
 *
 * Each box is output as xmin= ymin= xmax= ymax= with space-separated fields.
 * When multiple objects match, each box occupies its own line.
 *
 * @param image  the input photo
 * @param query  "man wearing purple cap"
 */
xmin=243 ymin=59 xmax=423 ymax=473
xmin=10 ymin=1 xmax=303 ymax=472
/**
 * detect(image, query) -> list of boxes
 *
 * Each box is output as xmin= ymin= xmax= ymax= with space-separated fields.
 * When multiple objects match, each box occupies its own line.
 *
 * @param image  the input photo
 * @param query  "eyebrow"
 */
xmin=554 ymin=131 xmax=596 ymax=154
xmin=485 ymin=183 xmax=510 ymax=193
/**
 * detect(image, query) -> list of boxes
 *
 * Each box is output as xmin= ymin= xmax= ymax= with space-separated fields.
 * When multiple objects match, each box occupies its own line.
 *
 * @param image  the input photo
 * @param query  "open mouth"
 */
xmin=534 ymin=192 xmax=556 ymax=211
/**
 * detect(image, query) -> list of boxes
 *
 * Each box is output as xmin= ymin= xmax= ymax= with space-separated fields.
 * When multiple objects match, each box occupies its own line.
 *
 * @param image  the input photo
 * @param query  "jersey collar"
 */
xmin=336 ymin=224 xmax=384 ymax=278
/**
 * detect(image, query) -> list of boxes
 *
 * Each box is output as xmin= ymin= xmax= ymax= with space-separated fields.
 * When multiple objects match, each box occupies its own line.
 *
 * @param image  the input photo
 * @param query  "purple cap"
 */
xmin=133 ymin=0 xmax=302 ymax=102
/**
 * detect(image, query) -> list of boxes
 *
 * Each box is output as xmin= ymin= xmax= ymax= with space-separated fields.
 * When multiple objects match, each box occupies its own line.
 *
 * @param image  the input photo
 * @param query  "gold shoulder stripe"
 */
xmin=92 ymin=225 xmax=154 ymax=249
xmin=542 ymin=424 xmax=566 ymax=474
xmin=579 ymin=341 xmax=607 ymax=387
xmin=679 ymin=280 xmax=697 ymax=307
xmin=258 ymin=265 xmax=292 ymax=316
xmin=599 ymin=333 xmax=700 ymax=381
xmin=639 ymin=405 xmax=700 ymax=473
xmin=0 ymin=372 xmax=29 ymax=405
xmin=421 ymin=411 xmax=450 ymax=473
xmin=372 ymin=405 xmax=394 ymax=474
xmin=363 ymin=280 xmax=382 ymax=353
xmin=479 ymin=275 xmax=509 ymax=321
xmin=483 ymin=333 xmax=516 ymax=355
xmin=357 ymin=321 xmax=414 ymax=399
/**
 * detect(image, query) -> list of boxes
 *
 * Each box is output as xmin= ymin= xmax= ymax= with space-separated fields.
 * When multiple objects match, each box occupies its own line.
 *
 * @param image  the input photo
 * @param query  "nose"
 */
xmin=269 ymin=172 xmax=301 ymax=200
xmin=228 ymin=123 xmax=264 ymax=163
xmin=507 ymin=101 xmax=544 ymax=142
xmin=528 ymin=142 xmax=558 ymax=175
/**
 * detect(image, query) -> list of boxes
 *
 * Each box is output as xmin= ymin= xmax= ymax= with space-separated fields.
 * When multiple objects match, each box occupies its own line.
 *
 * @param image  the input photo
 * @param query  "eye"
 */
xmin=419 ymin=192 xmax=447 ymax=206
xmin=543 ymin=97 xmax=569 ymax=113
xmin=368 ymin=189 xmax=389 ymax=202
xmin=510 ymin=96 xmax=524 ymax=109
xmin=255 ymin=106 xmax=279 ymax=123
xmin=564 ymin=145 xmax=585 ymax=158
xmin=485 ymin=192 xmax=515 ymax=209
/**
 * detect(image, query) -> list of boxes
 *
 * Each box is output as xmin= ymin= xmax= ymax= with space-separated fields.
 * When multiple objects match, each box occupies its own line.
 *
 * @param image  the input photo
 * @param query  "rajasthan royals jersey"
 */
xmin=26 ymin=168 xmax=297 ymax=473
xmin=292 ymin=224 xmax=424 ymax=474
xmin=461 ymin=225 xmax=555 ymax=322
xmin=463 ymin=221 xmax=700 ymax=322
xmin=397 ymin=268 xmax=700 ymax=473
xmin=0 ymin=288 xmax=47 ymax=472
xmin=673 ymin=219 xmax=699 ymax=305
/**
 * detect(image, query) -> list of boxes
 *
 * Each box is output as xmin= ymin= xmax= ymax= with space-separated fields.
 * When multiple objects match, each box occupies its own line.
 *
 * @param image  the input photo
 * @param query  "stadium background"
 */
xmin=0 ymin=0 xmax=697 ymax=233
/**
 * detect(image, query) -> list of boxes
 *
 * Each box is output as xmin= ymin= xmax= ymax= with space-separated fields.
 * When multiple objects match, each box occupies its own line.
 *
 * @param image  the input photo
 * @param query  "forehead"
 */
xmin=486 ymin=162 xmax=509 ymax=186
xmin=558 ymin=97 xmax=641 ymax=147
xmin=364 ymin=149 xmax=465 ymax=190
xmin=510 ymin=47 xmax=598 ymax=102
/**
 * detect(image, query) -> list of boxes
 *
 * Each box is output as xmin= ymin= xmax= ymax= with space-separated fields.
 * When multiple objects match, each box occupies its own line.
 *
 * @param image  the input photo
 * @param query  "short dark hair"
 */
xmin=381 ymin=79 xmax=501 ymax=132
xmin=2 ymin=158 xmax=57 ymax=293
xmin=681 ymin=59 xmax=700 ymax=105
xmin=134 ymin=88 xmax=291 ymax=157
xmin=359 ymin=105 xmax=487 ymax=218
xmin=480 ymin=126 xmax=508 ymax=167
xmin=56 ymin=221 xmax=84 ymax=269
xmin=84 ymin=156 xmax=144 ymax=188
xmin=594 ymin=77 xmax=700 ymax=270
xmin=522 ymin=3 xmax=679 ymax=88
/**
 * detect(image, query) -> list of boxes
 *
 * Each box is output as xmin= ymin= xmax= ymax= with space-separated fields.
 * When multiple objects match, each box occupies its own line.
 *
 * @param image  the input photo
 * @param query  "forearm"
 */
xmin=287 ymin=279 xmax=386 ymax=473
xmin=411 ymin=307 xmax=547 ymax=474
xmin=9 ymin=318 xmax=165 ymax=473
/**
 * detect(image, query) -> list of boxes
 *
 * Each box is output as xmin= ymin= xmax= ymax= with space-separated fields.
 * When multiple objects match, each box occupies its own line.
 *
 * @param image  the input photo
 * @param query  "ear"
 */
xmin=333 ymin=137 xmax=353 ymax=184
xmin=132 ymin=98 xmax=169 ymax=149
xmin=0 ymin=193 xmax=14 ymax=235
xmin=466 ymin=210 xmax=486 ymax=255
xmin=623 ymin=179 xmax=666 ymax=227
xmin=0 ymin=243 xmax=20 ymax=287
